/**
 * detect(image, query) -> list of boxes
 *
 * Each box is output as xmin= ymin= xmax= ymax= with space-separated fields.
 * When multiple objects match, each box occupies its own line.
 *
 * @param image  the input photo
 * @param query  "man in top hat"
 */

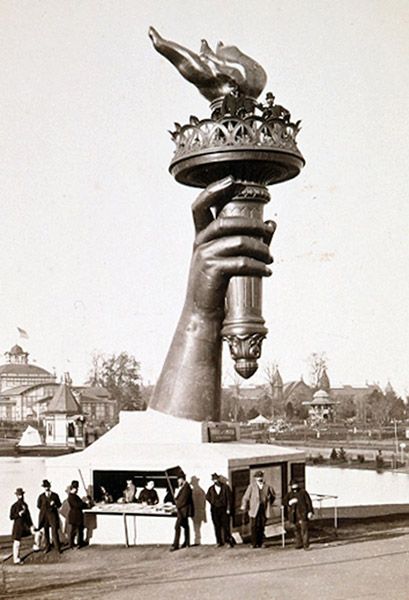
xmin=206 ymin=473 xmax=235 ymax=547
xmin=67 ymin=480 xmax=89 ymax=549
xmin=284 ymin=480 xmax=314 ymax=550
xmin=260 ymin=92 xmax=291 ymax=122
xmin=170 ymin=473 xmax=194 ymax=551
xmin=241 ymin=470 xmax=276 ymax=548
xmin=37 ymin=479 xmax=62 ymax=553
xmin=9 ymin=487 xmax=39 ymax=564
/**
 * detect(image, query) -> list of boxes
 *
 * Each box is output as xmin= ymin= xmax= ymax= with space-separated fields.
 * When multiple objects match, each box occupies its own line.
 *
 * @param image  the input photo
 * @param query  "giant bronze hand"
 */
xmin=149 ymin=178 xmax=275 ymax=421
xmin=149 ymin=29 xmax=304 ymax=409
xmin=148 ymin=27 xmax=267 ymax=102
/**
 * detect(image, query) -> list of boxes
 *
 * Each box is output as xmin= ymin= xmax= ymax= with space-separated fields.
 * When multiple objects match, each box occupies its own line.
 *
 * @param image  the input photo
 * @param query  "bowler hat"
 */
xmin=254 ymin=470 xmax=264 ymax=478
xmin=211 ymin=473 xmax=219 ymax=481
xmin=15 ymin=487 xmax=25 ymax=495
xmin=41 ymin=479 xmax=51 ymax=488
xmin=70 ymin=480 xmax=79 ymax=488
xmin=290 ymin=480 xmax=300 ymax=488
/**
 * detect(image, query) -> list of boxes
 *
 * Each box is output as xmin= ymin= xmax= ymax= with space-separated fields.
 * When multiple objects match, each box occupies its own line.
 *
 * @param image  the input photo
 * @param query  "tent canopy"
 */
xmin=18 ymin=425 xmax=43 ymax=447
xmin=248 ymin=414 xmax=270 ymax=424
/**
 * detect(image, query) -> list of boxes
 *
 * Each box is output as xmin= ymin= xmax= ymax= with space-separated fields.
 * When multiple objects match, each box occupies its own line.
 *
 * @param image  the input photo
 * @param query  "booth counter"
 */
xmin=84 ymin=503 xmax=176 ymax=546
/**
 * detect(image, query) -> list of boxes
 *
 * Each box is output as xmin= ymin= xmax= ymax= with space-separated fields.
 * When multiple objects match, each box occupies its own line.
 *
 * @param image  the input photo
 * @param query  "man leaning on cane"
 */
xmin=284 ymin=479 xmax=314 ymax=550
xmin=241 ymin=470 xmax=275 ymax=548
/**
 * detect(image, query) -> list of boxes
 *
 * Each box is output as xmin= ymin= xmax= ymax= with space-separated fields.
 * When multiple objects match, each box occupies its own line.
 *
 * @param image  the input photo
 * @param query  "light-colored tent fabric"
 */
xmin=17 ymin=425 xmax=42 ymax=447
xmin=248 ymin=413 xmax=270 ymax=424
xmin=46 ymin=410 xmax=302 ymax=480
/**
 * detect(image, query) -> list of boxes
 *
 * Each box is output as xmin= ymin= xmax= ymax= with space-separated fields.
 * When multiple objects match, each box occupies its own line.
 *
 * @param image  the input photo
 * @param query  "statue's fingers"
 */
xmin=217 ymin=256 xmax=272 ymax=278
xmin=201 ymin=235 xmax=273 ymax=265
xmin=195 ymin=217 xmax=266 ymax=246
xmin=192 ymin=177 xmax=243 ymax=233
xmin=148 ymin=27 xmax=162 ymax=47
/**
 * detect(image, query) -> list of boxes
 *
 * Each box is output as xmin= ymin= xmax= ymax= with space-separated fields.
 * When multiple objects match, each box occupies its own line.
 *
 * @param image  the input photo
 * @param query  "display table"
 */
xmin=84 ymin=503 xmax=176 ymax=546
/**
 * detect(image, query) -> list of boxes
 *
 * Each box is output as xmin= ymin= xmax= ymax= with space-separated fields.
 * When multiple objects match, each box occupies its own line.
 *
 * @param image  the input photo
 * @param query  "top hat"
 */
xmin=42 ymin=479 xmax=51 ymax=488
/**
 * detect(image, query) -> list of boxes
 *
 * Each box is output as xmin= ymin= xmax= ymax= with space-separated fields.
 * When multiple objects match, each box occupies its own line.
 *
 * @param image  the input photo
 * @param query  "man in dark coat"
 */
xmin=206 ymin=473 xmax=235 ymax=547
xmin=67 ymin=480 xmax=89 ymax=549
xmin=10 ymin=488 xmax=37 ymax=564
xmin=284 ymin=480 xmax=314 ymax=549
xmin=138 ymin=480 xmax=159 ymax=505
xmin=170 ymin=473 xmax=194 ymax=551
xmin=37 ymin=479 xmax=62 ymax=553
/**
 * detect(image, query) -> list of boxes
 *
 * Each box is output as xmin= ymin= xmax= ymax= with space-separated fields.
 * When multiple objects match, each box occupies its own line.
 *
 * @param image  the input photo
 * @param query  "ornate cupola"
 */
xmin=5 ymin=344 xmax=29 ymax=365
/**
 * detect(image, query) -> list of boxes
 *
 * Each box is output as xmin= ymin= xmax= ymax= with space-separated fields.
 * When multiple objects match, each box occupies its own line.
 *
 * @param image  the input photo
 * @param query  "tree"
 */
xmin=285 ymin=401 xmax=294 ymax=420
xmin=221 ymin=371 xmax=244 ymax=422
xmin=366 ymin=387 xmax=406 ymax=426
xmin=386 ymin=390 xmax=406 ymax=421
xmin=246 ymin=407 xmax=259 ymax=421
xmin=337 ymin=395 xmax=356 ymax=421
xmin=263 ymin=361 xmax=282 ymax=418
xmin=85 ymin=351 xmax=144 ymax=415
xmin=307 ymin=352 xmax=328 ymax=391
xmin=367 ymin=389 xmax=390 ymax=426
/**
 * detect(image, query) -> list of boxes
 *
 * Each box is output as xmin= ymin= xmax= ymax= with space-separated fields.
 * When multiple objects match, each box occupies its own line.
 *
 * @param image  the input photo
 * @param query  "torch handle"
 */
xmin=218 ymin=183 xmax=270 ymax=378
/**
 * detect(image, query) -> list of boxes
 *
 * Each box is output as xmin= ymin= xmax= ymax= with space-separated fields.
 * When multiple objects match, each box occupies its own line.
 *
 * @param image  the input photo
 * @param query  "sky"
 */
xmin=0 ymin=0 xmax=408 ymax=396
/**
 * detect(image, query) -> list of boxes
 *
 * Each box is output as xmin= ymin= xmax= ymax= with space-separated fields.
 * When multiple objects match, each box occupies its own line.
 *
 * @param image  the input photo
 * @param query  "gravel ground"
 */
xmin=2 ymin=519 xmax=409 ymax=600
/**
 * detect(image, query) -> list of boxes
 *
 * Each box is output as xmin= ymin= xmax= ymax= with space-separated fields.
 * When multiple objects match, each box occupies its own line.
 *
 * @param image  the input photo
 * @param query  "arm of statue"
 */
xmin=149 ymin=177 xmax=275 ymax=421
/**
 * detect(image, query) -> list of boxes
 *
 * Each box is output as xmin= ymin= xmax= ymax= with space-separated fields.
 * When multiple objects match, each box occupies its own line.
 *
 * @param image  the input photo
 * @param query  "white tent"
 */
xmin=248 ymin=413 xmax=270 ymax=425
xmin=17 ymin=425 xmax=43 ymax=447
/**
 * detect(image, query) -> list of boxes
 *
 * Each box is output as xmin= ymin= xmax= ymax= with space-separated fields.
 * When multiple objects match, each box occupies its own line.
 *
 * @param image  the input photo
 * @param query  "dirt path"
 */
xmin=2 ymin=522 xmax=409 ymax=599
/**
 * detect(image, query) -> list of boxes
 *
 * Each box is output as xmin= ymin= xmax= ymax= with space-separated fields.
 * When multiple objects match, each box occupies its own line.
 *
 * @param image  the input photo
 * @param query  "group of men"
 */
xmin=10 ymin=471 xmax=314 ymax=563
xmin=168 ymin=471 xmax=234 ymax=551
xmin=170 ymin=470 xmax=314 ymax=552
xmin=9 ymin=479 xmax=91 ymax=564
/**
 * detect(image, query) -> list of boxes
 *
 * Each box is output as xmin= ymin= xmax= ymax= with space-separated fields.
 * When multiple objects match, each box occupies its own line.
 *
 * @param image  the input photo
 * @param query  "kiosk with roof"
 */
xmin=46 ymin=410 xmax=305 ymax=545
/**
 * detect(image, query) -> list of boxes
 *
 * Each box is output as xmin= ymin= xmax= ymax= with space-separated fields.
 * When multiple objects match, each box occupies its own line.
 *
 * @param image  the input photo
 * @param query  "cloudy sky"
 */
xmin=0 ymin=0 xmax=408 ymax=395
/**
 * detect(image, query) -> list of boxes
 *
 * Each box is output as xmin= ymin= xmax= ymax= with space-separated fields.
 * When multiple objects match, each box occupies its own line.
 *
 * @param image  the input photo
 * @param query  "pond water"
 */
xmin=0 ymin=457 xmax=46 ymax=536
xmin=306 ymin=465 xmax=409 ymax=507
xmin=1 ymin=458 xmax=409 ymax=536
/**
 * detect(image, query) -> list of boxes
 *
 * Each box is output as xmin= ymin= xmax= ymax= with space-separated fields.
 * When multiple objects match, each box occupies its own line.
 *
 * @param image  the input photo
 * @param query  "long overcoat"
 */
xmin=37 ymin=491 xmax=62 ymax=529
xmin=67 ymin=492 xmax=88 ymax=526
xmin=283 ymin=488 xmax=314 ymax=523
xmin=241 ymin=482 xmax=276 ymax=518
xmin=10 ymin=499 xmax=33 ymax=540
xmin=175 ymin=482 xmax=194 ymax=518
xmin=206 ymin=483 xmax=232 ymax=511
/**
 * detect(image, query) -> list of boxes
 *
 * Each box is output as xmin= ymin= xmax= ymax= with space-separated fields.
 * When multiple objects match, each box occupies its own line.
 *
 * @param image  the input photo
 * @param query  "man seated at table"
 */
xmin=100 ymin=486 xmax=113 ymax=504
xmin=138 ymin=481 xmax=159 ymax=506
xmin=118 ymin=479 xmax=136 ymax=503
